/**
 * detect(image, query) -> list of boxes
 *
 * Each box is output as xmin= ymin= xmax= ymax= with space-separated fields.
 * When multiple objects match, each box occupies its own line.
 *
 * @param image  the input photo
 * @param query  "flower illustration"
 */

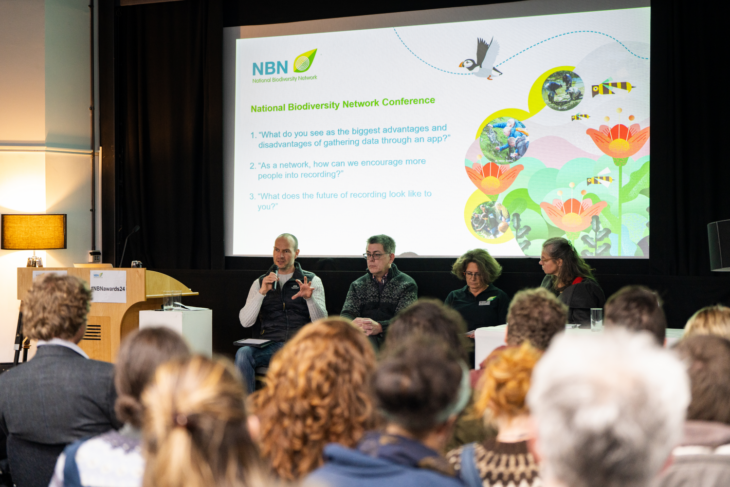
xmin=466 ymin=162 xmax=524 ymax=195
xmin=586 ymin=123 xmax=650 ymax=159
xmin=540 ymin=198 xmax=608 ymax=233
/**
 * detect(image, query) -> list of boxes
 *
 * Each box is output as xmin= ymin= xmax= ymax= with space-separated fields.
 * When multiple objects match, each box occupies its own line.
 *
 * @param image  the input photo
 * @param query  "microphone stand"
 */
xmin=117 ymin=225 xmax=140 ymax=268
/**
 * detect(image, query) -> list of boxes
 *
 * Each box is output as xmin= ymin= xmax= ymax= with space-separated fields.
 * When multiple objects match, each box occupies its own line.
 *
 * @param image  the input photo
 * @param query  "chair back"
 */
xmin=6 ymin=435 xmax=65 ymax=487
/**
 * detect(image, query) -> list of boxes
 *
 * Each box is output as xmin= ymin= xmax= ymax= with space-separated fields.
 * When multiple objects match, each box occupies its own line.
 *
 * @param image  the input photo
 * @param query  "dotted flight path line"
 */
xmin=393 ymin=28 xmax=649 ymax=75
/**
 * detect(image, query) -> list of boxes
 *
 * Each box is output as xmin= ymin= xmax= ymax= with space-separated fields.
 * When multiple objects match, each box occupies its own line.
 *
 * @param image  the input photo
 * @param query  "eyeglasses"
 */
xmin=464 ymin=272 xmax=483 ymax=279
xmin=363 ymin=253 xmax=387 ymax=261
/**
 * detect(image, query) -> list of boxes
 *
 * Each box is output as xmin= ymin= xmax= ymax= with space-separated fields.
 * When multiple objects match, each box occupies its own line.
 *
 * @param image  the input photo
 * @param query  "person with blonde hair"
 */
xmin=447 ymin=343 xmax=542 ymax=487
xmin=142 ymin=355 xmax=264 ymax=487
xmin=250 ymin=317 xmax=376 ymax=480
xmin=684 ymin=304 xmax=730 ymax=340
xmin=49 ymin=327 xmax=191 ymax=487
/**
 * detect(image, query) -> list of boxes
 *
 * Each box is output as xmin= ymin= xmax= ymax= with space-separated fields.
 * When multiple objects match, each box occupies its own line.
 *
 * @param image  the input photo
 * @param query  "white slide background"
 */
xmin=230 ymin=6 xmax=650 ymax=257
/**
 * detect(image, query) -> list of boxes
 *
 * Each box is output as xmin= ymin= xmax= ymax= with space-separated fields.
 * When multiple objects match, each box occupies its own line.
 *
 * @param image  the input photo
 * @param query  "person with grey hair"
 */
xmin=528 ymin=329 xmax=690 ymax=487
xmin=341 ymin=234 xmax=418 ymax=349
xmin=235 ymin=233 xmax=327 ymax=393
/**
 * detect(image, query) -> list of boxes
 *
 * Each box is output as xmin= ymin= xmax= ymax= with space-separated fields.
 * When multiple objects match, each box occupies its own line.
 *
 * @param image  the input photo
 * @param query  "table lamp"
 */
xmin=1 ymin=214 xmax=67 ymax=267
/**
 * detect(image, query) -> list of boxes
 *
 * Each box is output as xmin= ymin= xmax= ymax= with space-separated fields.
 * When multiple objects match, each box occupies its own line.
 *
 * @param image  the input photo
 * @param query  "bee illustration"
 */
xmin=571 ymin=113 xmax=590 ymax=121
xmin=591 ymin=78 xmax=636 ymax=98
xmin=587 ymin=168 xmax=613 ymax=187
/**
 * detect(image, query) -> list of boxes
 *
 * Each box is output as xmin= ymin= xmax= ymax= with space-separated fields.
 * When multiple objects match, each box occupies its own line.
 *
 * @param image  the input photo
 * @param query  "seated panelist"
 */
xmin=539 ymin=237 xmax=605 ymax=326
xmin=235 ymin=233 xmax=327 ymax=393
xmin=340 ymin=235 xmax=418 ymax=350
xmin=445 ymin=249 xmax=509 ymax=333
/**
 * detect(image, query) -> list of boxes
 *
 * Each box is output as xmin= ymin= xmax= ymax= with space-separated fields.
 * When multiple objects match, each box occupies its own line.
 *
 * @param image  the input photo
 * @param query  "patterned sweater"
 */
xmin=340 ymin=264 xmax=418 ymax=344
xmin=447 ymin=439 xmax=541 ymax=487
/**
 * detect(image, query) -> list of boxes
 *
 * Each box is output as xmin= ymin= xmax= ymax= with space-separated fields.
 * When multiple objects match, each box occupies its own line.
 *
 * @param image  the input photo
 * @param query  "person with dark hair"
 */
xmin=385 ymin=299 xmax=487 ymax=452
xmin=445 ymin=249 xmax=509 ymax=334
xmin=48 ymin=327 xmax=191 ymax=487
xmin=341 ymin=234 xmax=418 ymax=349
xmin=539 ymin=237 xmax=605 ymax=325
xmin=656 ymin=335 xmax=730 ymax=487
xmin=0 ymin=274 xmax=122 ymax=486
xmin=506 ymin=287 xmax=567 ymax=350
xmin=385 ymin=299 xmax=471 ymax=363
xmin=306 ymin=339 xmax=468 ymax=487
xmin=236 ymin=233 xmax=328 ymax=393
xmin=605 ymin=285 xmax=666 ymax=345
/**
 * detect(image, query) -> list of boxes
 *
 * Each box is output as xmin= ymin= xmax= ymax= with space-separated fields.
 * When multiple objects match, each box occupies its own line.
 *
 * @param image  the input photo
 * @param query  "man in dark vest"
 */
xmin=235 ymin=233 xmax=327 ymax=393
xmin=341 ymin=234 xmax=418 ymax=350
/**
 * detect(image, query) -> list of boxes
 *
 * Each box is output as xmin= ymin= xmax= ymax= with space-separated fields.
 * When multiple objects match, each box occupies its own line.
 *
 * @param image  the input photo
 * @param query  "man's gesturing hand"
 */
xmin=259 ymin=272 xmax=278 ymax=295
xmin=291 ymin=276 xmax=314 ymax=300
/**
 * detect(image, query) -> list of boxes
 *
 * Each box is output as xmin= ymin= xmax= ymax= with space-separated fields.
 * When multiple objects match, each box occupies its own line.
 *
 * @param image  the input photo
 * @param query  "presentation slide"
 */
xmin=230 ymin=5 xmax=650 ymax=258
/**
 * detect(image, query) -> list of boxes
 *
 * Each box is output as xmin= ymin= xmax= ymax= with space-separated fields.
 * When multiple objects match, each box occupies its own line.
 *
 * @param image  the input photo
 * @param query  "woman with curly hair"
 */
xmin=446 ymin=343 xmax=542 ymax=487
xmin=250 ymin=317 xmax=377 ymax=481
xmin=539 ymin=237 xmax=605 ymax=325
xmin=445 ymin=249 xmax=509 ymax=333
xmin=142 ymin=355 xmax=265 ymax=487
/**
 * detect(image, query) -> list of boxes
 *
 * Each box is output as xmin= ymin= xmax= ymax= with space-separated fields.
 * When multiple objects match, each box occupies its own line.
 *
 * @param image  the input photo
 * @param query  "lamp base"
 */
xmin=26 ymin=255 xmax=43 ymax=267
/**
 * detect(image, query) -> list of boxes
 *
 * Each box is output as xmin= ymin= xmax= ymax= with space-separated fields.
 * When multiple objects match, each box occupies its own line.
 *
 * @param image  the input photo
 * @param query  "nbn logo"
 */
xmin=253 ymin=61 xmax=288 ymax=76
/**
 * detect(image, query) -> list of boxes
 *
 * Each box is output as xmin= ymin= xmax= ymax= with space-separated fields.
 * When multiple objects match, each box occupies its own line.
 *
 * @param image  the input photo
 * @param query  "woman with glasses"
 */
xmin=539 ymin=237 xmax=605 ymax=325
xmin=445 ymin=249 xmax=509 ymax=345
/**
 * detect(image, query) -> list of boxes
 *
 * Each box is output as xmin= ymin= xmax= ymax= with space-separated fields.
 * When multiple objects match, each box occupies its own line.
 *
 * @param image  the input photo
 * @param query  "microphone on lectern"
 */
xmin=117 ymin=224 xmax=140 ymax=268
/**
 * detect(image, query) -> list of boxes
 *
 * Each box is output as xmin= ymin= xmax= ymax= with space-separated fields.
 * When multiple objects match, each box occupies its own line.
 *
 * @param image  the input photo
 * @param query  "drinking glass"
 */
xmin=163 ymin=291 xmax=175 ymax=311
xmin=591 ymin=308 xmax=604 ymax=332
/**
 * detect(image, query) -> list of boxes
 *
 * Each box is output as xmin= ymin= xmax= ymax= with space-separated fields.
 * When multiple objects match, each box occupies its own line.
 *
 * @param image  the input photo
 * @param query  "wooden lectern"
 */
xmin=17 ymin=267 xmax=198 ymax=362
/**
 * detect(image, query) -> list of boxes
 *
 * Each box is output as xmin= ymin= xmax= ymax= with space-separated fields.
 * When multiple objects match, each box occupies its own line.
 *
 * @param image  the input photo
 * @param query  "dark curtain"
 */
xmin=112 ymin=0 xmax=730 ymax=277
xmin=118 ymin=0 xmax=223 ymax=269
xmin=649 ymin=1 xmax=730 ymax=277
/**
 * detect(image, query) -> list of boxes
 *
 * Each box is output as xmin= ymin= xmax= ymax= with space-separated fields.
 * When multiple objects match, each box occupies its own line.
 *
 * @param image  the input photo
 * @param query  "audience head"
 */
xmin=114 ymin=327 xmax=190 ymax=428
xmin=506 ymin=287 xmax=567 ymax=350
xmin=386 ymin=298 xmax=471 ymax=362
xmin=451 ymin=248 xmax=503 ymax=286
xmin=142 ymin=355 xmax=262 ymax=487
xmin=605 ymin=285 xmax=666 ymax=346
xmin=250 ymin=318 xmax=376 ymax=480
xmin=541 ymin=237 xmax=594 ymax=287
xmin=21 ymin=274 xmax=92 ymax=342
xmin=675 ymin=335 xmax=730 ymax=425
xmin=373 ymin=337 xmax=469 ymax=440
xmin=683 ymin=304 xmax=730 ymax=340
xmin=473 ymin=342 xmax=541 ymax=427
xmin=528 ymin=330 xmax=689 ymax=487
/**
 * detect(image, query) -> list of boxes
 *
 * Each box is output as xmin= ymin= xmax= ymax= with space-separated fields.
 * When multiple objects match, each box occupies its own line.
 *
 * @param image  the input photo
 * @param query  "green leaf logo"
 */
xmin=294 ymin=49 xmax=317 ymax=73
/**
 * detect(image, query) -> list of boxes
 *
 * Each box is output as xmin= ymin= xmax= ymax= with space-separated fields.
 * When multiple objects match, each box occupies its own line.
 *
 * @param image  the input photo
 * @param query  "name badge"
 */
xmin=479 ymin=300 xmax=491 ymax=306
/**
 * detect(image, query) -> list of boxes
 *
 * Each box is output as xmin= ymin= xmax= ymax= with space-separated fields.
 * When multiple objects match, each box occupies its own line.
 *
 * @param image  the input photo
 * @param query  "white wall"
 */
xmin=0 ymin=0 xmax=94 ymax=362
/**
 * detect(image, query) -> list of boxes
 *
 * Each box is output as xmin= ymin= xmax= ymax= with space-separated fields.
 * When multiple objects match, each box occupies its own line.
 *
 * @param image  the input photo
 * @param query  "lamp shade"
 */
xmin=1 ymin=214 xmax=67 ymax=250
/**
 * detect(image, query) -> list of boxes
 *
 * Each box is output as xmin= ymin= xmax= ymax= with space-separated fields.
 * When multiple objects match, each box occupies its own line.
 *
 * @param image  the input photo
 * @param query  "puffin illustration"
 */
xmin=459 ymin=37 xmax=502 ymax=79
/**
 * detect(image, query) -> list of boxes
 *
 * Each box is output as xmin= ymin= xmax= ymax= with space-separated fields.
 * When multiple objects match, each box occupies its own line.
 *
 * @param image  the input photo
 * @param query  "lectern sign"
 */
xmin=90 ymin=270 xmax=127 ymax=303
